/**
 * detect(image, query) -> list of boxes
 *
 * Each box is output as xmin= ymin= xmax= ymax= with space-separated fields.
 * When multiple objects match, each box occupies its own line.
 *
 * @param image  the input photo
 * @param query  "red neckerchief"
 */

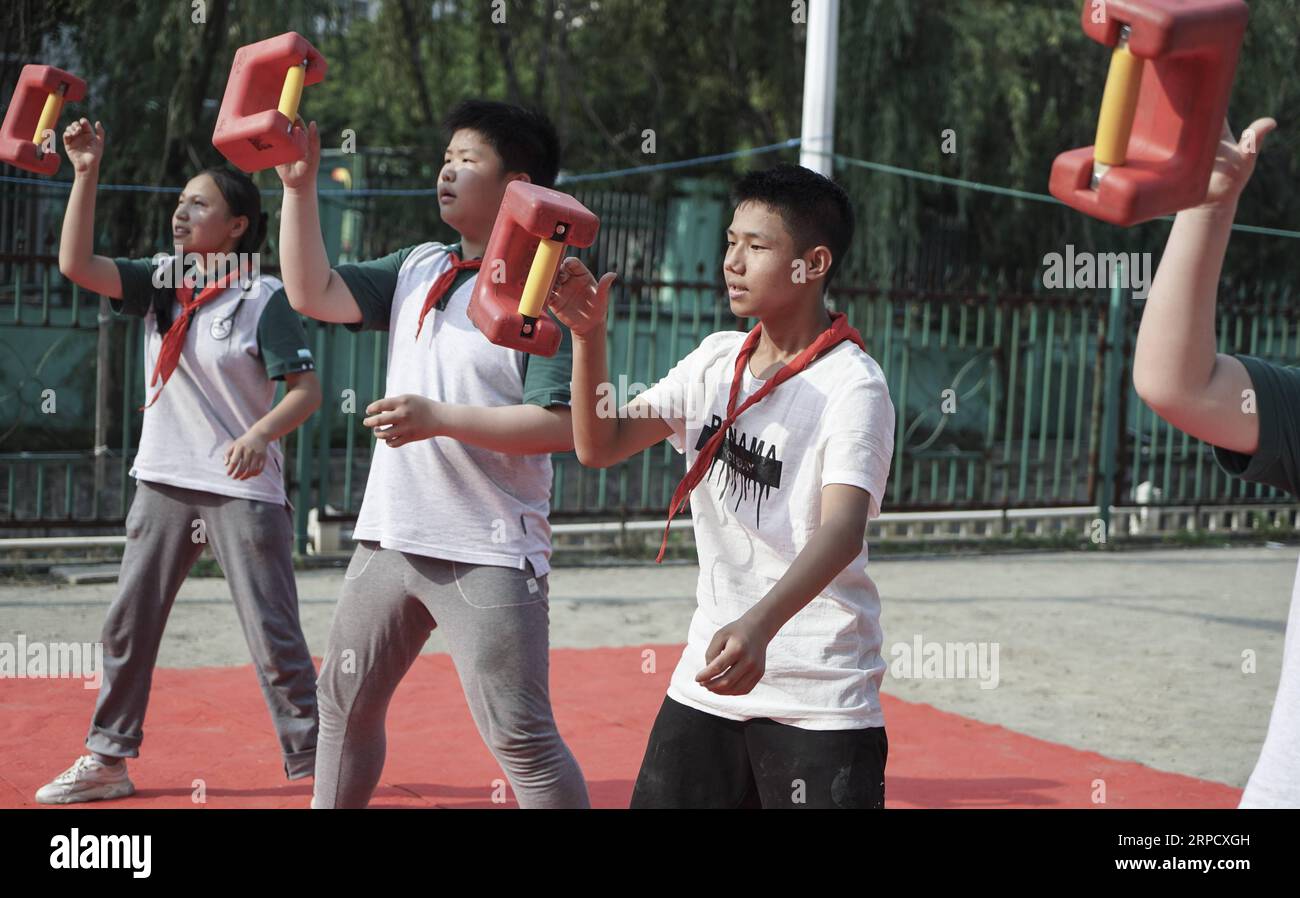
xmin=655 ymin=311 xmax=865 ymax=562
xmin=142 ymin=269 xmax=239 ymax=410
xmin=415 ymin=250 xmax=481 ymax=338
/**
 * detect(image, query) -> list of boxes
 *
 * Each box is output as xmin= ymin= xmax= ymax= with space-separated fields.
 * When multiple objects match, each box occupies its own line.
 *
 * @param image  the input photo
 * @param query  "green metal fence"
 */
xmin=3 ymin=187 xmax=1297 ymax=550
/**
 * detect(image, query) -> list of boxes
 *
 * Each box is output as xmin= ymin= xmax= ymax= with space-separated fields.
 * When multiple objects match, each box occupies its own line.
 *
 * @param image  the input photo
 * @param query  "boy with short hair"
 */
xmin=1133 ymin=116 xmax=1298 ymax=808
xmin=550 ymin=163 xmax=896 ymax=808
xmin=275 ymin=100 xmax=588 ymax=808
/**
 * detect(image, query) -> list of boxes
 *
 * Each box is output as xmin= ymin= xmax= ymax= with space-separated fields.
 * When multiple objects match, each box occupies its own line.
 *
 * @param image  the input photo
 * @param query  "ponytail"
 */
xmin=249 ymin=211 xmax=269 ymax=255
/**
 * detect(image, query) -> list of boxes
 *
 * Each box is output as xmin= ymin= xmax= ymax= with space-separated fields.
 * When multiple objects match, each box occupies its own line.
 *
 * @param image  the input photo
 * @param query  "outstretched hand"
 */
xmin=548 ymin=257 xmax=617 ymax=341
xmin=1201 ymin=117 xmax=1278 ymax=210
xmin=62 ymin=118 xmax=105 ymax=173
xmin=362 ymin=394 xmax=442 ymax=449
xmin=274 ymin=118 xmax=321 ymax=190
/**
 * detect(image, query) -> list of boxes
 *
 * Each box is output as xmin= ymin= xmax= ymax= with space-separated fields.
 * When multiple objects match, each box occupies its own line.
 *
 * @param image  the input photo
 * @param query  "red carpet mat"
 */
xmin=1 ymin=644 xmax=1241 ymax=809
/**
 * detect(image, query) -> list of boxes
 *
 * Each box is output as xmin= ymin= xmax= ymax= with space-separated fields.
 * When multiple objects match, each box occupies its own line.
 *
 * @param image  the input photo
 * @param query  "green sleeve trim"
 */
xmin=110 ymin=257 xmax=164 ymax=318
xmin=257 ymin=288 xmax=316 ymax=381
xmin=335 ymin=245 xmax=421 ymax=332
xmin=521 ymin=309 xmax=574 ymax=407
xmin=1211 ymin=354 xmax=1300 ymax=496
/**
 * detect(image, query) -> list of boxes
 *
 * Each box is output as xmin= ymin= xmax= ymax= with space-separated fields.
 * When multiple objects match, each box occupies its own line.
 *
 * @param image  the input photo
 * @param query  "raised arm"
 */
xmin=1132 ymin=118 xmax=1277 ymax=456
xmin=274 ymin=120 xmax=365 ymax=323
xmin=548 ymin=257 xmax=673 ymax=466
xmin=58 ymin=119 xmax=122 ymax=298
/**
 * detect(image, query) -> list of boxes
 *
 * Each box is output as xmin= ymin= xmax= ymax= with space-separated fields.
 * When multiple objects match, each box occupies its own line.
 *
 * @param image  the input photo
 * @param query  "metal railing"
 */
xmin=3 ymin=206 xmax=1297 ymax=553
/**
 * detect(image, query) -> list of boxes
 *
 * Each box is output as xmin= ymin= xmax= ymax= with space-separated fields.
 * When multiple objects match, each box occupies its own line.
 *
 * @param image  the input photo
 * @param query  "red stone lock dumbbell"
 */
xmin=1049 ymin=0 xmax=1249 ymax=227
xmin=468 ymin=182 xmax=601 ymax=357
xmin=212 ymin=32 xmax=327 ymax=173
xmin=0 ymin=65 xmax=87 ymax=176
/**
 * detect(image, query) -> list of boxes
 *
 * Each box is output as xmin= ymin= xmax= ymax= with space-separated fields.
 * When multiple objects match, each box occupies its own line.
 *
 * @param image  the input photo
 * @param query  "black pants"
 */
xmin=630 ymin=696 xmax=888 ymax=809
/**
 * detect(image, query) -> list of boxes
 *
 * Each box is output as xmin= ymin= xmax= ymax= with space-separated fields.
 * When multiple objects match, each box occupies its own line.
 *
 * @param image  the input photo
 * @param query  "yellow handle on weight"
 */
xmin=32 ymin=89 xmax=65 ymax=145
xmin=519 ymin=238 xmax=563 ymax=320
xmin=1094 ymin=43 xmax=1145 ymax=167
xmin=278 ymin=61 xmax=307 ymax=124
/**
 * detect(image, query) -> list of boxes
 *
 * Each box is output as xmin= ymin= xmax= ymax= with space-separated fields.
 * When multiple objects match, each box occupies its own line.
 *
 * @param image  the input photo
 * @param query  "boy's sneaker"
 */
xmin=35 ymin=755 xmax=136 ymax=804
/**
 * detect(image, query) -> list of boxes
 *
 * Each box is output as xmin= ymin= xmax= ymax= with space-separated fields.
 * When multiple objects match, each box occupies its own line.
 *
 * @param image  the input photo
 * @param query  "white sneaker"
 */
xmin=35 ymin=755 xmax=136 ymax=804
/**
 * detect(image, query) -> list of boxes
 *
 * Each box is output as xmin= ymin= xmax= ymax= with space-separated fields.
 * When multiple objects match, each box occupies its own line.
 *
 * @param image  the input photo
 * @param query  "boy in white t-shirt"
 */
xmin=275 ymin=101 xmax=588 ymax=808
xmin=550 ymin=164 xmax=896 ymax=808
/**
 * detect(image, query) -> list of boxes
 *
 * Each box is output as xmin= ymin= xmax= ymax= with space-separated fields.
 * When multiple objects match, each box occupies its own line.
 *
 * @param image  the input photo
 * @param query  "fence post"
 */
xmin=1098 ymin=260 xmax=1128 ymax=542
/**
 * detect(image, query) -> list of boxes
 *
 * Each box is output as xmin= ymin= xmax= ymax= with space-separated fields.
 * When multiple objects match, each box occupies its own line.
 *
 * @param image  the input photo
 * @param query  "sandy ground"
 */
xmin=1 ymin=545 xmax=1293 ymax=788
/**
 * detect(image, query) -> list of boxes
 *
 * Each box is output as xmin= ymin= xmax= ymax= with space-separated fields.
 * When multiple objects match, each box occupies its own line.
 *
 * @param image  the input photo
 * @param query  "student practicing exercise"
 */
xmin=275 ymin=100 xmax=588 ymax=809
xmin=36 ymin=118 xmax=323 ymax=804
xmin=1133 ymin=115 xmax=1299 ymax=809
xmin=551 ymin=163 xmax=896 ymax=808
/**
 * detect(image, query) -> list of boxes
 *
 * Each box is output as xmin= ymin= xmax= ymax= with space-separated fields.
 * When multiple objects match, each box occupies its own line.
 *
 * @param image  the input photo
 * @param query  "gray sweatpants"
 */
xmin=312 ymin=542 xmax=589 ymax=808
xmin=85 ymin=480 xmax=319 ymax=779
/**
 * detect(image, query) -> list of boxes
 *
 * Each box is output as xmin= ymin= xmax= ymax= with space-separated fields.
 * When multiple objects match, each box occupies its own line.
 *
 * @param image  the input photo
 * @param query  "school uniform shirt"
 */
xmin=637 ymin=329 xmax=896 ymax=729
xmin=1212 ymin=353 xmax=1300 ymax=808
xmin=335 ymin=242 xmax=573 ymax=576
xmin=111 ymin=258 xmax=316 ymax=506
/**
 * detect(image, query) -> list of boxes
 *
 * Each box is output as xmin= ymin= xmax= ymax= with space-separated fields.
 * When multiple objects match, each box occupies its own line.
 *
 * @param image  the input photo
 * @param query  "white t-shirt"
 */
xmin=336 ymin=242 xmax=573 ymax=576
xmin=1237 ymin=554 xmax=1300 ymax=808
xmin=111 ymin=261 xmax=316 ymax=505
xmin=638 ymin=328 xmax=896 ymax=729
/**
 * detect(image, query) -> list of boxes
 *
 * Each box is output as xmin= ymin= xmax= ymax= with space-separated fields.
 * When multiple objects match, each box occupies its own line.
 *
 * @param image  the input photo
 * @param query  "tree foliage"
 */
xmin=1 ymin=0 xmax=1295 ymax=281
